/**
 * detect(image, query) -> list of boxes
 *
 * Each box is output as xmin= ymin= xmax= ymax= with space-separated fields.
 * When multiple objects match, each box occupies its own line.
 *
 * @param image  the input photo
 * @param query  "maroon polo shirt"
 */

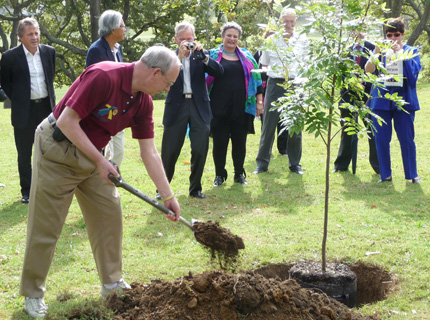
xmin=53 ymin=61 xmax=154 ymax=150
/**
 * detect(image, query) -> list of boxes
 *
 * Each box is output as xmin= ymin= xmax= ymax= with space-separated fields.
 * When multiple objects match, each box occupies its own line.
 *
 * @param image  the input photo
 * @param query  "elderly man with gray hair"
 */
xmin=254 ymin=8 xmax=309 ymax=175
xmin=160 ymin=21 xmax=223 ymax=199
xmin=20 ymin=45 xmax=181 ymax=319
xmin=86 ymin=9 xmax=127 ymax=167
xmin=0 ymin=17 xmax=56 ymax=204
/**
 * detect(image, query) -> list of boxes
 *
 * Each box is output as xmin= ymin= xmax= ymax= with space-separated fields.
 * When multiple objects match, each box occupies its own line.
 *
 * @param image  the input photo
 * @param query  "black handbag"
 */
xmin=0 ymin=88 xmax=8 ymax=102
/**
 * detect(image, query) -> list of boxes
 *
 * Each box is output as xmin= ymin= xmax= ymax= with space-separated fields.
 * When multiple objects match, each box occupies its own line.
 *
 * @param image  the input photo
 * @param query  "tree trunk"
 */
xmin=406 ymin=1 xmax=430 ymax=46
xmin=322 ymin=116 xmax=331 ymax=273
xmin=90 ymin=0 xmax=101 ymax=42
xmin=384 ymin=0 xmax=403 ymax=18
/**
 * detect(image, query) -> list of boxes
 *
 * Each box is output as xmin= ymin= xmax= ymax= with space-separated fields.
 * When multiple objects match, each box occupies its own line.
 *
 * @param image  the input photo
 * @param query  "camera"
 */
xmin=185 ymin=42 xmax=195 ymax=50
xmin=193 ymin=49 xmax=206 ymax=61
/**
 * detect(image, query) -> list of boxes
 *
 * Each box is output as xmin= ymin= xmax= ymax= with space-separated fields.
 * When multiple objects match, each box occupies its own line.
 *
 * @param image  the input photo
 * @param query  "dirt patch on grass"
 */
xmin=64 ymin=261 xmax=394 ymax=319
xmin=350 ymin=261 xmax=398 ymax=305
xmin=104 ymin=262 xmax=388 ymax=320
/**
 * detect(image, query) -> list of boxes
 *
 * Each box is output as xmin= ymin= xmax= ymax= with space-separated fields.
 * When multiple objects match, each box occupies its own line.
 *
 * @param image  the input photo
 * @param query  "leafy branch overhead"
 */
xmin=0 ymin=0 xmax=268 ymax=85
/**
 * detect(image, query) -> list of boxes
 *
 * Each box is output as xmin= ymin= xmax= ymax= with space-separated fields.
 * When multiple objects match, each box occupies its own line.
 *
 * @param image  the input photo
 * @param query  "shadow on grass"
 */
xmin=0 ymin=201 xmax=29 ymax=234
xmin=338 ymin=171 xmax=430 ymax=219
xmin=11 ymin=294 xmax=113 ymax=320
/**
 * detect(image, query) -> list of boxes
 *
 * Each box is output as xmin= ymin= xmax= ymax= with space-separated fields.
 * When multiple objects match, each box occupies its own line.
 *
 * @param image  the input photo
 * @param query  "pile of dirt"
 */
xmin=105 ymin=269 xmax=380 ymax=320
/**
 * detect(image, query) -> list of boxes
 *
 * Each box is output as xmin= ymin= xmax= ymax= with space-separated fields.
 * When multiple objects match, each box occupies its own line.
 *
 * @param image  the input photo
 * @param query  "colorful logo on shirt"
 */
xmin=97 ymin=104 xmax=118 ymax=122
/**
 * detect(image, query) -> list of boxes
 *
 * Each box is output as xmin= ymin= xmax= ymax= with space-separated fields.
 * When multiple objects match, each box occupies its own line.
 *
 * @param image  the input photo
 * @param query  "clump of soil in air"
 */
xmin=105 ymin=270 xmax=380 ymax=320
xmin=193 ymin=221 xmax=245 ymax=270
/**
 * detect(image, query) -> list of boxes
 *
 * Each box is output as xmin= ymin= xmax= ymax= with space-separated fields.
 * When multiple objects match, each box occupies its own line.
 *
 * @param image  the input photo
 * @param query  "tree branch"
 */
xmin=39 ymin=24 xmax=87 ymax=56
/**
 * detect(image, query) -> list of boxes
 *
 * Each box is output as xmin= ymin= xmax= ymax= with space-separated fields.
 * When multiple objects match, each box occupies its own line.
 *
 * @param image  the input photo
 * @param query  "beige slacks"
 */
xmin=20 ymin=116 xmax=123 ymax=298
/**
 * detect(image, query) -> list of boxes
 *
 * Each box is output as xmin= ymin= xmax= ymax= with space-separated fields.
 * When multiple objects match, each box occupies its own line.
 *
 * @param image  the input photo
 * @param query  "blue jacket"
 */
xmin=370 ymin=45 xmax=421 ymax=112
xmin=86 ymin=37 xmax=123 ymax=68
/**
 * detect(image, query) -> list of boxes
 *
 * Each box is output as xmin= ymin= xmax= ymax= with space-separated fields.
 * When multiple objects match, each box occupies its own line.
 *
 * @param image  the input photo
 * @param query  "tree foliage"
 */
xmin=0 ymin=0 xmax=269 ymax=85
xmin=264 ymin=0 xmax=409 ymax=271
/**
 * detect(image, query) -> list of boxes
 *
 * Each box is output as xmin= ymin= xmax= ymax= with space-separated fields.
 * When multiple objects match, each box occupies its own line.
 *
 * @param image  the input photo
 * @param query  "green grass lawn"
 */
xmin=1 ymin=85 xmax=430 ymax=319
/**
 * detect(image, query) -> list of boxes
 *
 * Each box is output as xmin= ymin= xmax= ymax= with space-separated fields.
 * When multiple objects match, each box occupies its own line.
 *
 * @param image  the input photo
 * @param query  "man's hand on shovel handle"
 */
xmin=163 ymin=197 xmax=181 ymax=222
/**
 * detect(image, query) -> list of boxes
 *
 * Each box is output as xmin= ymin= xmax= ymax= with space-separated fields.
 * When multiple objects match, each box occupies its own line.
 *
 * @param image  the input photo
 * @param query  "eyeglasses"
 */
xmin=119 ymin=25 xmax=126 ymax=29
xmin=159 ymin=71 xmax=175 ymax=87
xmin=386 ymin=33 xmax=401 ymax=38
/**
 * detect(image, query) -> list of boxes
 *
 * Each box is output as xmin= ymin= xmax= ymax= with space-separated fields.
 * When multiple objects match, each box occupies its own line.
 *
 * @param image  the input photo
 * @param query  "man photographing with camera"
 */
xmin=160 ymin=21 xmax=223 ymax=199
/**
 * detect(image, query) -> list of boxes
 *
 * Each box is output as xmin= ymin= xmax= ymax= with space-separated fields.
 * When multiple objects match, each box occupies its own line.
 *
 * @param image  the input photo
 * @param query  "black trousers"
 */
xmin=334 ymin=107 xmax=379 ymax=174
xmin=211 ymin=117 xmax=248 ymax=178
xmin=161 ymin=98 xmax=210 ymax=194
xmin=14 ymin=98 xmax=51 ymax=196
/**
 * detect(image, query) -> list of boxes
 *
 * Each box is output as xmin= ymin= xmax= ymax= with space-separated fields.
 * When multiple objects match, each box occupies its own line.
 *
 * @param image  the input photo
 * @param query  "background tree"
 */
xmin=0 ymin=0 xmax=270 ymax=85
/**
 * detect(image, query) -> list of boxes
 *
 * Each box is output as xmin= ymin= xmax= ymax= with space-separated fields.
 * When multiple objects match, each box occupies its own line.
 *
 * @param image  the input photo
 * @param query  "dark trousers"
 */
xmin=211 ymin=117 xmax=248 ymax=178
xmin=13 ymin=98 xmax=51 ymax=196
xmin=161 ymin=98 xmax=210 ymax=194
xmin=260 ymin=113 xmax=289 ymax=155
xmin=334 ymin=107 xmax=379 ymax=174
xmin=372 ymin=109 xmax=417 ymax=181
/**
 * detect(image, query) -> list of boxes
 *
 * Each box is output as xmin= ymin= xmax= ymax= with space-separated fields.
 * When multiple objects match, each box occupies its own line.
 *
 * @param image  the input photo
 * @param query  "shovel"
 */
xmin=108 ymin=174 xmax=245 ymax=256
xmin=108 ymin=174 xmax=194 ymax=231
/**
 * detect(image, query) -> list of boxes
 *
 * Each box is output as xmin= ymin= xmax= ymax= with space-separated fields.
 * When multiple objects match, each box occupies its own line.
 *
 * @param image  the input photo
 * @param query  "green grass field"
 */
xmin=1 ymin=85 xmax=430 ymax=319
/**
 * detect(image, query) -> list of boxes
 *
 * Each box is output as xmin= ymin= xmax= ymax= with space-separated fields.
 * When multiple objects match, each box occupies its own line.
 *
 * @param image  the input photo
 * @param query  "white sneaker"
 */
xmin=24 ymin=297 xmax=48 ymax=318
xmin=101 ymin=278 xmax=131 ymax=298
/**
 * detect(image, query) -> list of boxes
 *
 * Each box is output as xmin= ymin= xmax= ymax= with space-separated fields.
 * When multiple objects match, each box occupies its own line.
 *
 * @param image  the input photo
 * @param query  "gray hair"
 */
xmin=221 ymin=22 xmax=242 ymax=38
xmin=281 ymin=8 xmax=296 ymax=17
xmin=175 ymin=21 xmax=195 ymax=36
xmin=99 ymin=10 xmax=123 ymax=38
xmin=18 ymin=18 xmax=39 ymax=37
xmin=140 ymin=45 xmax=181 ymax=75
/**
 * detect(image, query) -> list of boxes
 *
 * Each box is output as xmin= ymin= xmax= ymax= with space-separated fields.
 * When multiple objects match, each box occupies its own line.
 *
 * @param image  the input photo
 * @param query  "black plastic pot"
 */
xmin=289 ymin=262 xmax=357 ymax=308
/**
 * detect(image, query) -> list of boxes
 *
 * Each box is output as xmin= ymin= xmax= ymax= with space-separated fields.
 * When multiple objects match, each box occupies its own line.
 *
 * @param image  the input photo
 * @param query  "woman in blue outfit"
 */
xmin=365 ymin=17 xmax=422 ymax=184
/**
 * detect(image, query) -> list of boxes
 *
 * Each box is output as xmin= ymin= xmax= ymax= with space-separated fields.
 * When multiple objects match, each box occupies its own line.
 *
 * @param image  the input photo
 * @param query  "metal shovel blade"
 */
xmin=108 ymin=174 xmax=194 ymax=231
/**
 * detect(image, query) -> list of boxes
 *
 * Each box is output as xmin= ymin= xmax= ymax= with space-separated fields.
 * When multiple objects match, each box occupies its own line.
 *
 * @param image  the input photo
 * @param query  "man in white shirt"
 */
xmin=160 ymin=22 xmax=223 ymax=199
xmin=254 ymin=8 xmax=308 ymax=175
xmin=0 ymin=18 xmax=56 ymax=203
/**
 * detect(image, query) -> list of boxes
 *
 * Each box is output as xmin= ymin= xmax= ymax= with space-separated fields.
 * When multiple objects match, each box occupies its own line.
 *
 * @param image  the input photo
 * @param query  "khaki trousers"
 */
xmin=20 ymin=116 xmax=123 ymax=298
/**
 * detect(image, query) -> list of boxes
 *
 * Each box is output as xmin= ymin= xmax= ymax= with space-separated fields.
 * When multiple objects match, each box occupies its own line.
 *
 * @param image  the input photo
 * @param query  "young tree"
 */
xmin=263 ymin=0 xmax=411 ymax=272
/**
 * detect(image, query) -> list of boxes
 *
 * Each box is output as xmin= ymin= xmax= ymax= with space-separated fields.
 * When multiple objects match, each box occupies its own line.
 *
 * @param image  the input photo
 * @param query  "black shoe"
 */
xmin=21 ymin=194 xmax=29 ymax=204
xmin=333 ymin=168 xmax=348 ymax=173
xmin=253 ymin=166 xmax=268 ymax=174
xmin=213 ymin=176 xmax=224 ymax=187
xmin=155 ymin=193 xmax=161 ymax=200
xmin=378 ymin=176 xmax=392 ymax=183
xmin=412 ymin=177 xmax=421 ymax=184
xmin=190 ymin=191 xmax=206 ymax=199
xmin=234 ymin=174 xmax=248 ymax=185
xmin=290 ymin=165 xmax=304 ymax=175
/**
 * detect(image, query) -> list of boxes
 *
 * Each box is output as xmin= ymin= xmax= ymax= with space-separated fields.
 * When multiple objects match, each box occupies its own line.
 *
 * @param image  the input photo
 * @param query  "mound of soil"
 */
xmin=106 ymin=270 xmax=380 ymax=320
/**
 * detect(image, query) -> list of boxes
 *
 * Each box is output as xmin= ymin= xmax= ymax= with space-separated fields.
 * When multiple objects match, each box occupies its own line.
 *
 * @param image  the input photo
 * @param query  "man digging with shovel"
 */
xmin=19 ymin=46 xmax=181 ymax=319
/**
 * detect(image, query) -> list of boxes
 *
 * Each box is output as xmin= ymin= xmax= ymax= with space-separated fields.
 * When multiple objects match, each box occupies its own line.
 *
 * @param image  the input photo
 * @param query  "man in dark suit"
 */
xmin=1 ymin=17 xmax=56 ymax=203
xmin=86 ymin=10 xmax=126 ymax=167
xmin=333 ymin=31 xmax=379 ymax=174
xmin=161 ymin=22 xmax=223 ymax=199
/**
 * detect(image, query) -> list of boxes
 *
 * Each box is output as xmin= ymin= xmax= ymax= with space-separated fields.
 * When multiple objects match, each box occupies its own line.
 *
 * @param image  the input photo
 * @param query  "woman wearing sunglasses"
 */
xmin=365 ymin=17 xmax=422 ymax=184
